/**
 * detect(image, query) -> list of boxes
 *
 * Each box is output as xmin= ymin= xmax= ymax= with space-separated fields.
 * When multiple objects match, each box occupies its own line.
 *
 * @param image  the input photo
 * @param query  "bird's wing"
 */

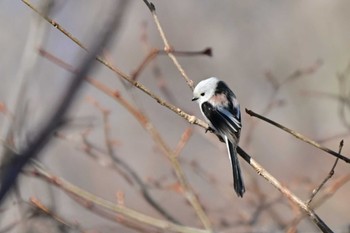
xmin=201 ymin=102 xmax=241 ymax=140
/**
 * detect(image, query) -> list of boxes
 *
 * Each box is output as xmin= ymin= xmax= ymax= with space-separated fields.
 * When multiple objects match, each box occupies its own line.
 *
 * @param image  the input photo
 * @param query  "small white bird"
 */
xmin=192 ymin=77 xmax=245 ymax=197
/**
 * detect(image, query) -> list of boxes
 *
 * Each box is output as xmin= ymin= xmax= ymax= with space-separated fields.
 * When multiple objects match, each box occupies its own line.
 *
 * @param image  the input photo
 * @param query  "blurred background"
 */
xmin=0 ymin=0 xmax=350 ymax=232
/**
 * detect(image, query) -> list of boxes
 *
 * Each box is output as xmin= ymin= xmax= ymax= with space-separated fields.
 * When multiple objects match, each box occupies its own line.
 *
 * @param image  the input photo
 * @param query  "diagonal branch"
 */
xmin=142 ymin=0 xmax=195 ymax=89
xmin=245 ymin=109 xmax=350 ymax=163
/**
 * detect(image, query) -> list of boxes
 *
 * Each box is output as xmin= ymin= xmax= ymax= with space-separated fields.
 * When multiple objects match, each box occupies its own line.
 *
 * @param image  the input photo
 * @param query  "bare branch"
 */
xmin=245 ymin=108 xmax=350 ymax=163
xmin=142 ymin=0 xmax=195 ymax=89
xmin=306 ymin=140 xmax=343 ymax=205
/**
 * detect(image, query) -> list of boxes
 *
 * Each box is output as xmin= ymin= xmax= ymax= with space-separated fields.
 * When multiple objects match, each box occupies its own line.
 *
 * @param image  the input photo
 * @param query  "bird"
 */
xmin=192 ymin=77 xmax=245 ymax=197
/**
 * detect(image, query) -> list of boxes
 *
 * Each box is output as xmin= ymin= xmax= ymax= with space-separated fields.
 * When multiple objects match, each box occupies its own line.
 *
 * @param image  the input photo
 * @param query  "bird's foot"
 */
xmin=205 ymin=127 xmax=215 ymax=133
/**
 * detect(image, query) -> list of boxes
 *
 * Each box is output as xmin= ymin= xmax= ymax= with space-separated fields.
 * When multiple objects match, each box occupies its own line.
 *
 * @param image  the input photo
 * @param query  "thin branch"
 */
xmin=245 ymin=109 xmax=350 ymax=163
xmin=132 ymin=48 xmax=159 ymax=80
xmin=306 ymin=140 xmax=343 ymax=205
xmin=29 ymin=197 xmax=84 ymax=232
xmin=142 ymin=0 xmax=195 ymax=89
xmin=132 ymin=48 xmax=211 ymax=81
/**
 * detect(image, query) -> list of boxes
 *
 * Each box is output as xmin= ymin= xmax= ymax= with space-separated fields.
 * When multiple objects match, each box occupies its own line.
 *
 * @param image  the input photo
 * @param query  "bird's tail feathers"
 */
xmin=225 ymin=137 xmax=245 ymax=197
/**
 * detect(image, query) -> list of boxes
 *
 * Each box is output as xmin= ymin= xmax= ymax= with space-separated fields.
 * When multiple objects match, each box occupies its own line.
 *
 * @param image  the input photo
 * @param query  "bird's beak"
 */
xmin=192 ymin=97 xmax=198 ymax=101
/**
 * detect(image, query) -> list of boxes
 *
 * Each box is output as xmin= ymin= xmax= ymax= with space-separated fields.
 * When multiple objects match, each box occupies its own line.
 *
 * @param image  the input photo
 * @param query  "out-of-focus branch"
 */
xmin=132 ymin=47 xmax=211 ymax=82
xmin=245 ymin=109 xmax=350 ymax=163
xmin=174 ymin=127 xmax=193 ymax=157
xmin=30 ymin=166 xmax=211 ymax=233
xmin=87 ymin=98 xmax=181 ymax=224
xmin=0 ymin=1 xmax=54 ymax=228
xmin=244 ymin=60 xmax=322 ymax=146
xmin=0 ymin=0 xmax=128 ymax=205
xmin=29 ymin=197 xmax=84 ymax=232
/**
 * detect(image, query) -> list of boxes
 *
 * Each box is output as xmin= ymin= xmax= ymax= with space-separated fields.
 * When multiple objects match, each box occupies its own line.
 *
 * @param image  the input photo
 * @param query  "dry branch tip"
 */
xmin=203 ymin=48 xmax=212 ymax=57
xmin=143 ymin=0 xmax=155 ymax=12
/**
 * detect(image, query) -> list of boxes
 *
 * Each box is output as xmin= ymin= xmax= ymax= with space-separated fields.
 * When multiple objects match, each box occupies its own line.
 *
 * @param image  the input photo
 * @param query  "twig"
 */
xmin=245 ymin=108 xmax=350 ymax=163
xmin=306 ymin=140 xmax=343 ymax=205
xmin=132 ymin=48 xmax=211 ymax=81
xmin=30 ymin=166 xmax=211 ymax=233
xmin=0 ymin=0 xmax=128 ymax=205
xmin=285 ymin=174 xmax=350 ymax=232
xmin=132 ymin=48 xmax=159 ymax=80
xmin=142 ymin=0 xmax=195 ymax=89
xmin=29 ymin=197 xmax=83 ymax=231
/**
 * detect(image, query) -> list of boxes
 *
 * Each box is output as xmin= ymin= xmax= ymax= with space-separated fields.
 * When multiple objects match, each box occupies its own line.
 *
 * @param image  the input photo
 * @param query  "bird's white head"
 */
xmin=192 ymin=77 xmax=219 ymax=105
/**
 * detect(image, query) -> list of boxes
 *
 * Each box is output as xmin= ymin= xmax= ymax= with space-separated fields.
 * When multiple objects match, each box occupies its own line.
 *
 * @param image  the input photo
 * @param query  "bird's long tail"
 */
xmin=225 ymin=136 xmax=245 ymax=197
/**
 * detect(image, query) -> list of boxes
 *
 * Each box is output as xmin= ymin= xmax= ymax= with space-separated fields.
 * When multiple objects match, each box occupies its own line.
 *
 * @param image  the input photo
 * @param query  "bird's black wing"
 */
xmin=201 ymin=102 xmax=241 ymax=141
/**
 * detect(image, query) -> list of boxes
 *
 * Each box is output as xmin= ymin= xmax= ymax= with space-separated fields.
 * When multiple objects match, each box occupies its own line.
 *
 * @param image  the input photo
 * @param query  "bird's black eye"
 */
xmin=200 ymin=92 xmax=205 ymax=96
